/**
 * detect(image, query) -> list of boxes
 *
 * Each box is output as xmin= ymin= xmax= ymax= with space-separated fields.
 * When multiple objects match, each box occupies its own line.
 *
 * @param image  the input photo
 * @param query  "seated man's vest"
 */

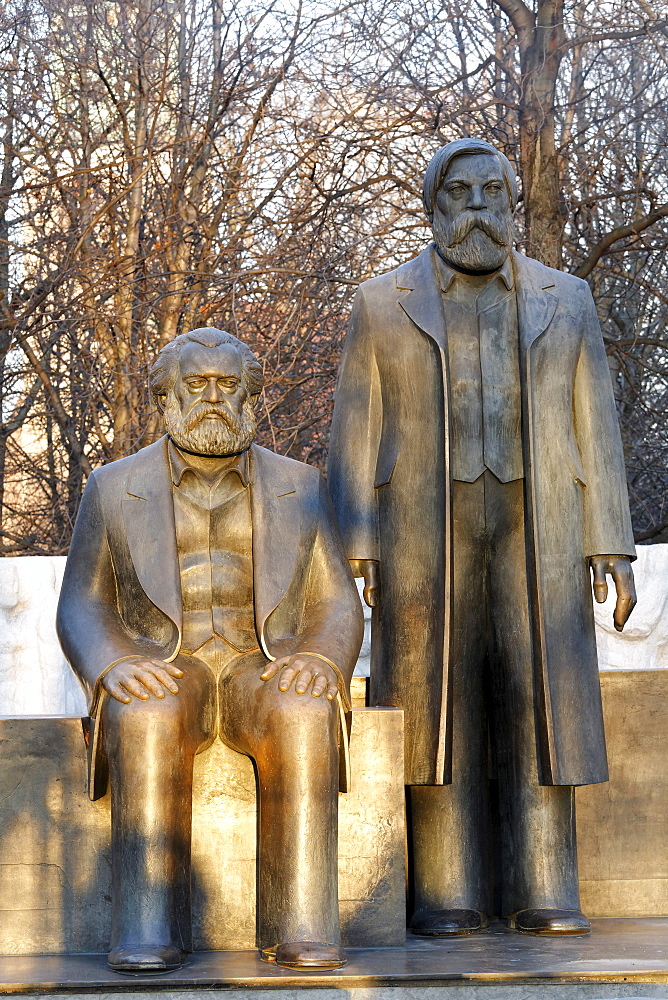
xmin=170 ymin=442 xmax=260 ymax=672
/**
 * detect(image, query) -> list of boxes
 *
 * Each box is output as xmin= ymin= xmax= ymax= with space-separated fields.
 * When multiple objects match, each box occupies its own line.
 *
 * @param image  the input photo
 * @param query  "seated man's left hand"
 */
xmin=261 ymin=654 xmax=339 ymax=700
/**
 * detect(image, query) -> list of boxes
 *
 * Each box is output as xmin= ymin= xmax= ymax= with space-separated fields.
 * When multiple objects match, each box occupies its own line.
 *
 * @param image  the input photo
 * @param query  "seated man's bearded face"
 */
xmin=432 ymin=152 xmax=515 ymax=273
xmin=162 ymin=342 xmax=258 ymax=456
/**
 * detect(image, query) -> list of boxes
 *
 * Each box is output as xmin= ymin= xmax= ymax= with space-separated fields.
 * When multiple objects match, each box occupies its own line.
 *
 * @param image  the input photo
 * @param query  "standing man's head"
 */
xmin=149 ymin=328 xmax=263 ymax=456
xmin=423 ymin=138 xmax=517 ymax=273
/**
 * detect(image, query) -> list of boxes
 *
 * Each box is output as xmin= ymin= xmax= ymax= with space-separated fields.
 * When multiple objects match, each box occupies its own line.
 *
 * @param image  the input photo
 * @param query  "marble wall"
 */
xmin=0 ymin=557 xmax=86 ymax=717
xmin=0 ymin=547 xmax=665 ymax=716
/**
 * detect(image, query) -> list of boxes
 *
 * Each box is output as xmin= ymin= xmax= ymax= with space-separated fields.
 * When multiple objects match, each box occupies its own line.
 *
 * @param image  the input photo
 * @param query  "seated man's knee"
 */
xmin=102 ymin=688 xmax=188 ymax=737
xmin=101 ymin=689 xmax=211 ymax=767
xmin=265 ymin=690 xmax=338 ymax=740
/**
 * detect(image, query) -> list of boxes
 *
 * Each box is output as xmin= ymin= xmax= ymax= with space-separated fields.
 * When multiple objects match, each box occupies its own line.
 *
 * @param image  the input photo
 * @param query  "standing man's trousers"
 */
xmin=410 ymin=471 xmax=582 ymax=918
xmin=101 ymin=644 xmax=340 ymax=954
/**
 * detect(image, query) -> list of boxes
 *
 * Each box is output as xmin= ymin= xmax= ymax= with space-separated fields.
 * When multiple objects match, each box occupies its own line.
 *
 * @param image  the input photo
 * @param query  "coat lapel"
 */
xmin=397 ymin=245 xmax=560 ymax=354
xmin=249 ymin=444 xmax=300 ymax=655
xmin=122 ymin=437 xmax=182 ymax=637
xmin=512 ymin=250 xmax=558 ymax=352
xmin=396 ymin=245 xmax=447 ymax=351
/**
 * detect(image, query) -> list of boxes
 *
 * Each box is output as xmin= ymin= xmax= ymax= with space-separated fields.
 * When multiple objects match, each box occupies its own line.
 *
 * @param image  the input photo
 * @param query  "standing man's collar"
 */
xmin=432 ymin=243 xmax=514 ymax=292
xmin=168 ymin=438 xmax=249 ymax=488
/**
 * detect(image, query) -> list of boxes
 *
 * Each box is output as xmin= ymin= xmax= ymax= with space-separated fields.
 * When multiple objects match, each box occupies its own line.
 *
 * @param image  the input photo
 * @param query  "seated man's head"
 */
xmin=149 ymin=328 xmax=263 ymax=456
xmin=423 ymin=138 xmax=517 ymax=273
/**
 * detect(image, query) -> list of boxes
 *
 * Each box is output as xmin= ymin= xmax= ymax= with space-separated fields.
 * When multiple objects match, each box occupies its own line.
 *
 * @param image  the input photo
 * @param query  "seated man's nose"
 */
xmin=204 ymin=382 xmax=221 ymax=401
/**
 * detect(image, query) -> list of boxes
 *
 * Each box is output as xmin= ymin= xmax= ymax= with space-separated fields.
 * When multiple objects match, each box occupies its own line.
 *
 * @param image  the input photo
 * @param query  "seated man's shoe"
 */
xmin=107 ymin=944 xmax=186 ymax=972
xmin=508 ymin=908 xmax=591 ymax=935
xmin=410 ymin=908 xmax=489 ymax=936
xmin=274 ymin=941 xmax=347 ymax=970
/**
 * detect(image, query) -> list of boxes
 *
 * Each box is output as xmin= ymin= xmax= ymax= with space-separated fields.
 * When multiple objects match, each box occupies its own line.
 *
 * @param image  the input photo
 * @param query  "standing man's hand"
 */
xmin=590 ymin=555 xmax=637 ymax=632
xmin=349 ymin=559 xmax=380 ymax=608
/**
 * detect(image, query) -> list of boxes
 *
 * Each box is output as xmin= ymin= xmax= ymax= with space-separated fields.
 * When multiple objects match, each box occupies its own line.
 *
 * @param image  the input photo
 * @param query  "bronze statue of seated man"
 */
xmin=57 ymin=328 xmax=363 ymax=973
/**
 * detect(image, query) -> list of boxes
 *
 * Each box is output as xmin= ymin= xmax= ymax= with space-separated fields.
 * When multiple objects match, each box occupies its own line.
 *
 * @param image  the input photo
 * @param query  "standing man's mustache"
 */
xmin=446 ymin=210 xmax=512 ymax=247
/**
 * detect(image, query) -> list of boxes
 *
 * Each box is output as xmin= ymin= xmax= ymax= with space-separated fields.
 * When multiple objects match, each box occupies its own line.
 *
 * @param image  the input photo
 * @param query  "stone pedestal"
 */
xmin=0 ymin=919 xmax=664 ymax=995
xmin=577 ymin=670 xmax=668 ymax=917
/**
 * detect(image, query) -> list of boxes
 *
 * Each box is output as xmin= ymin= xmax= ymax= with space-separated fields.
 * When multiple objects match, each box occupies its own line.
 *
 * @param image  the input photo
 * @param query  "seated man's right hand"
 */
xmin=102 ymin=657 xmax=184 ymax=704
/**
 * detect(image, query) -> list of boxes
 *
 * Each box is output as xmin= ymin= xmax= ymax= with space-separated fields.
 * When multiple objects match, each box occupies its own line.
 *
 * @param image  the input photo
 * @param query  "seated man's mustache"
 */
xmin=183 ymin=402 xmax=236 ymax=431
xmin=446 ymin=210 xmax=511 ymax=247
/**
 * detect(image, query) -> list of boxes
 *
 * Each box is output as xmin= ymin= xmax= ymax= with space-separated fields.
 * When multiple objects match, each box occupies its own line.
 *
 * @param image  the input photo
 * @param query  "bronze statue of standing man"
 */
xmin=327 ymin=137 xmax=636 ymax=936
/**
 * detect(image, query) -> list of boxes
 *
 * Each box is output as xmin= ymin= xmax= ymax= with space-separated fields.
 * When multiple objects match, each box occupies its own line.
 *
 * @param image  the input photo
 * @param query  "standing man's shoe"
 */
xmin=410 ymin=908 xmax=489 ymax=936
xmin=274 ymin=941 xmax=347 ymax=970
xmin=508 ymin=908 xmax=591 ymax=935
xmin=107 ymin=944 xmax=186 ymax=972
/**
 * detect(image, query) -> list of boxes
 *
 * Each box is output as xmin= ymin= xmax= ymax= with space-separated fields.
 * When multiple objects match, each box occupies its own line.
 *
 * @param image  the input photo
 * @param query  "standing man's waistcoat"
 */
xmin=437 ymin=253 xmax=523 ymax=483
xmin=327 ymin=245 xmax=635 ymax=788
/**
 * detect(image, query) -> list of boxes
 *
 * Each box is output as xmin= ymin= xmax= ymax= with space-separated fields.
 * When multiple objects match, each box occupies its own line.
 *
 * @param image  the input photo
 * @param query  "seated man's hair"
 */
xmin=149 ymin=328 xmax=264 ymax=403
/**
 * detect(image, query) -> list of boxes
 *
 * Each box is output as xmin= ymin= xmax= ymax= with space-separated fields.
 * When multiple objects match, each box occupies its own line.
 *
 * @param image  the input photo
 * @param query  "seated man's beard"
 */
xmin=163 ymin=393 xmax=257 ymax=455
xmin=433 ymin=208 xmax=515 ymax=272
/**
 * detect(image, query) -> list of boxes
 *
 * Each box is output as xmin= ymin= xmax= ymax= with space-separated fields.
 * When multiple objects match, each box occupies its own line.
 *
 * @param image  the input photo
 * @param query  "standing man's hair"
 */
xmin=422 ymin=138 xmax=518 ymax=222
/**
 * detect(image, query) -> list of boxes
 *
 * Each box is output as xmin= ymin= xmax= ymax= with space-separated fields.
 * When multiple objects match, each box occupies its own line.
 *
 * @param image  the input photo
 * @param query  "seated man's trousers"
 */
xmin=101 ymin=645 xmax=340 ymax=953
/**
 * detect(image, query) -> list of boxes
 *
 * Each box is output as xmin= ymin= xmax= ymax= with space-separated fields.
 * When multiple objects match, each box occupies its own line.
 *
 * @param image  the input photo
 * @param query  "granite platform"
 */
xmin=0 ymin=919 xmax=664 ymax=996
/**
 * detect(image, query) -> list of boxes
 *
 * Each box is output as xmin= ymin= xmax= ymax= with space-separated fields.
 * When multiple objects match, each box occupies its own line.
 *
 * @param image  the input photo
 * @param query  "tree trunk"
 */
xmin=496 ymin=0 xmax=567 ymax=267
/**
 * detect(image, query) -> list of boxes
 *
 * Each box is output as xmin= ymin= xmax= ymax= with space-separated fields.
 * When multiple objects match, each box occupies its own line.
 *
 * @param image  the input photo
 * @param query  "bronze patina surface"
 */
xmin=328 ymin=137 xmax=637 ymax=936
xmin=0 ymin=669 xmax=663 ymax=959
xmin=56 ymin=329 xmax=364 ymax=972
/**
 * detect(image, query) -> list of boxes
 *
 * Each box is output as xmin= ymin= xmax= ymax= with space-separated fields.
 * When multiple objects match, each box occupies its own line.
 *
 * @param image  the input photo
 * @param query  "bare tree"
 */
xmin=1 ymin=0 xmax=668 ymax=550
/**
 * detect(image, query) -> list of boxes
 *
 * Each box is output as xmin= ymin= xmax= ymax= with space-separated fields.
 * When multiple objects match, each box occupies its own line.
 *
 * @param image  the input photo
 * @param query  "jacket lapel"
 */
xmin=396 ymin=245 xmax=447 ymax=351
xmin=122 ymin=437 xmax=182 ymax=636
xmin=512 ymin=250 xmax=558 ymax=352
xmin=397 ymin=245 xmax=560 ymax=355
xmin=249 ymin=444 xmax=300 ymax=655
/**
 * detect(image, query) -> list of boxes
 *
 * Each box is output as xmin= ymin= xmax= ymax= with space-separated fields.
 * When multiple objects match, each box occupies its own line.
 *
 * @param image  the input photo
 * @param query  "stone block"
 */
xmin=577 ymin=670 xmax=668 ymax=917
xmin=593 ymin=544 xmax=668 ymax=671
xmin=0 ymin=557 xmax=85 ymax=717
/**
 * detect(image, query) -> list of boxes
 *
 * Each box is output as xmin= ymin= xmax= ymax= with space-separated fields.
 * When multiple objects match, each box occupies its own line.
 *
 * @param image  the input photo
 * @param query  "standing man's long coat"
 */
xmin=327 ymin=244 xmax=635 ymax=788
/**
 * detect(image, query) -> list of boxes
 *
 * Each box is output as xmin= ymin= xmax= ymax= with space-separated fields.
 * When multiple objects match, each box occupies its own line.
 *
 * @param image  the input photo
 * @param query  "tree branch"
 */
xmin=573 ymin=204 xmax=668 ymax=278
xmin=13 ymin=328 xmax=92 ymax=476
xmin=562 ymin=19 xmax=668 ymax=51
xmin=492 ymin=0 xmax=535 ymax=49
xmin=635 ymin=520 xmax=668 ymax=543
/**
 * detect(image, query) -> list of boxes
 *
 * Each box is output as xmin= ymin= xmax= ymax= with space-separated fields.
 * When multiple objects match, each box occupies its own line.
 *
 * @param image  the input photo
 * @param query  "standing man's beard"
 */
xmin=433 ymin=208 xmax=515 ymax=272
xmin=163 ymin=393 xmax=257 ymax=455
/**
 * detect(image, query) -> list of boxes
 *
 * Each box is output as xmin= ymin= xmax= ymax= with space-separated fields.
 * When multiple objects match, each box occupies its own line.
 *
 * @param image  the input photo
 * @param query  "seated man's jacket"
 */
xmin=57 ymin=437 xmax=364 ymax=736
